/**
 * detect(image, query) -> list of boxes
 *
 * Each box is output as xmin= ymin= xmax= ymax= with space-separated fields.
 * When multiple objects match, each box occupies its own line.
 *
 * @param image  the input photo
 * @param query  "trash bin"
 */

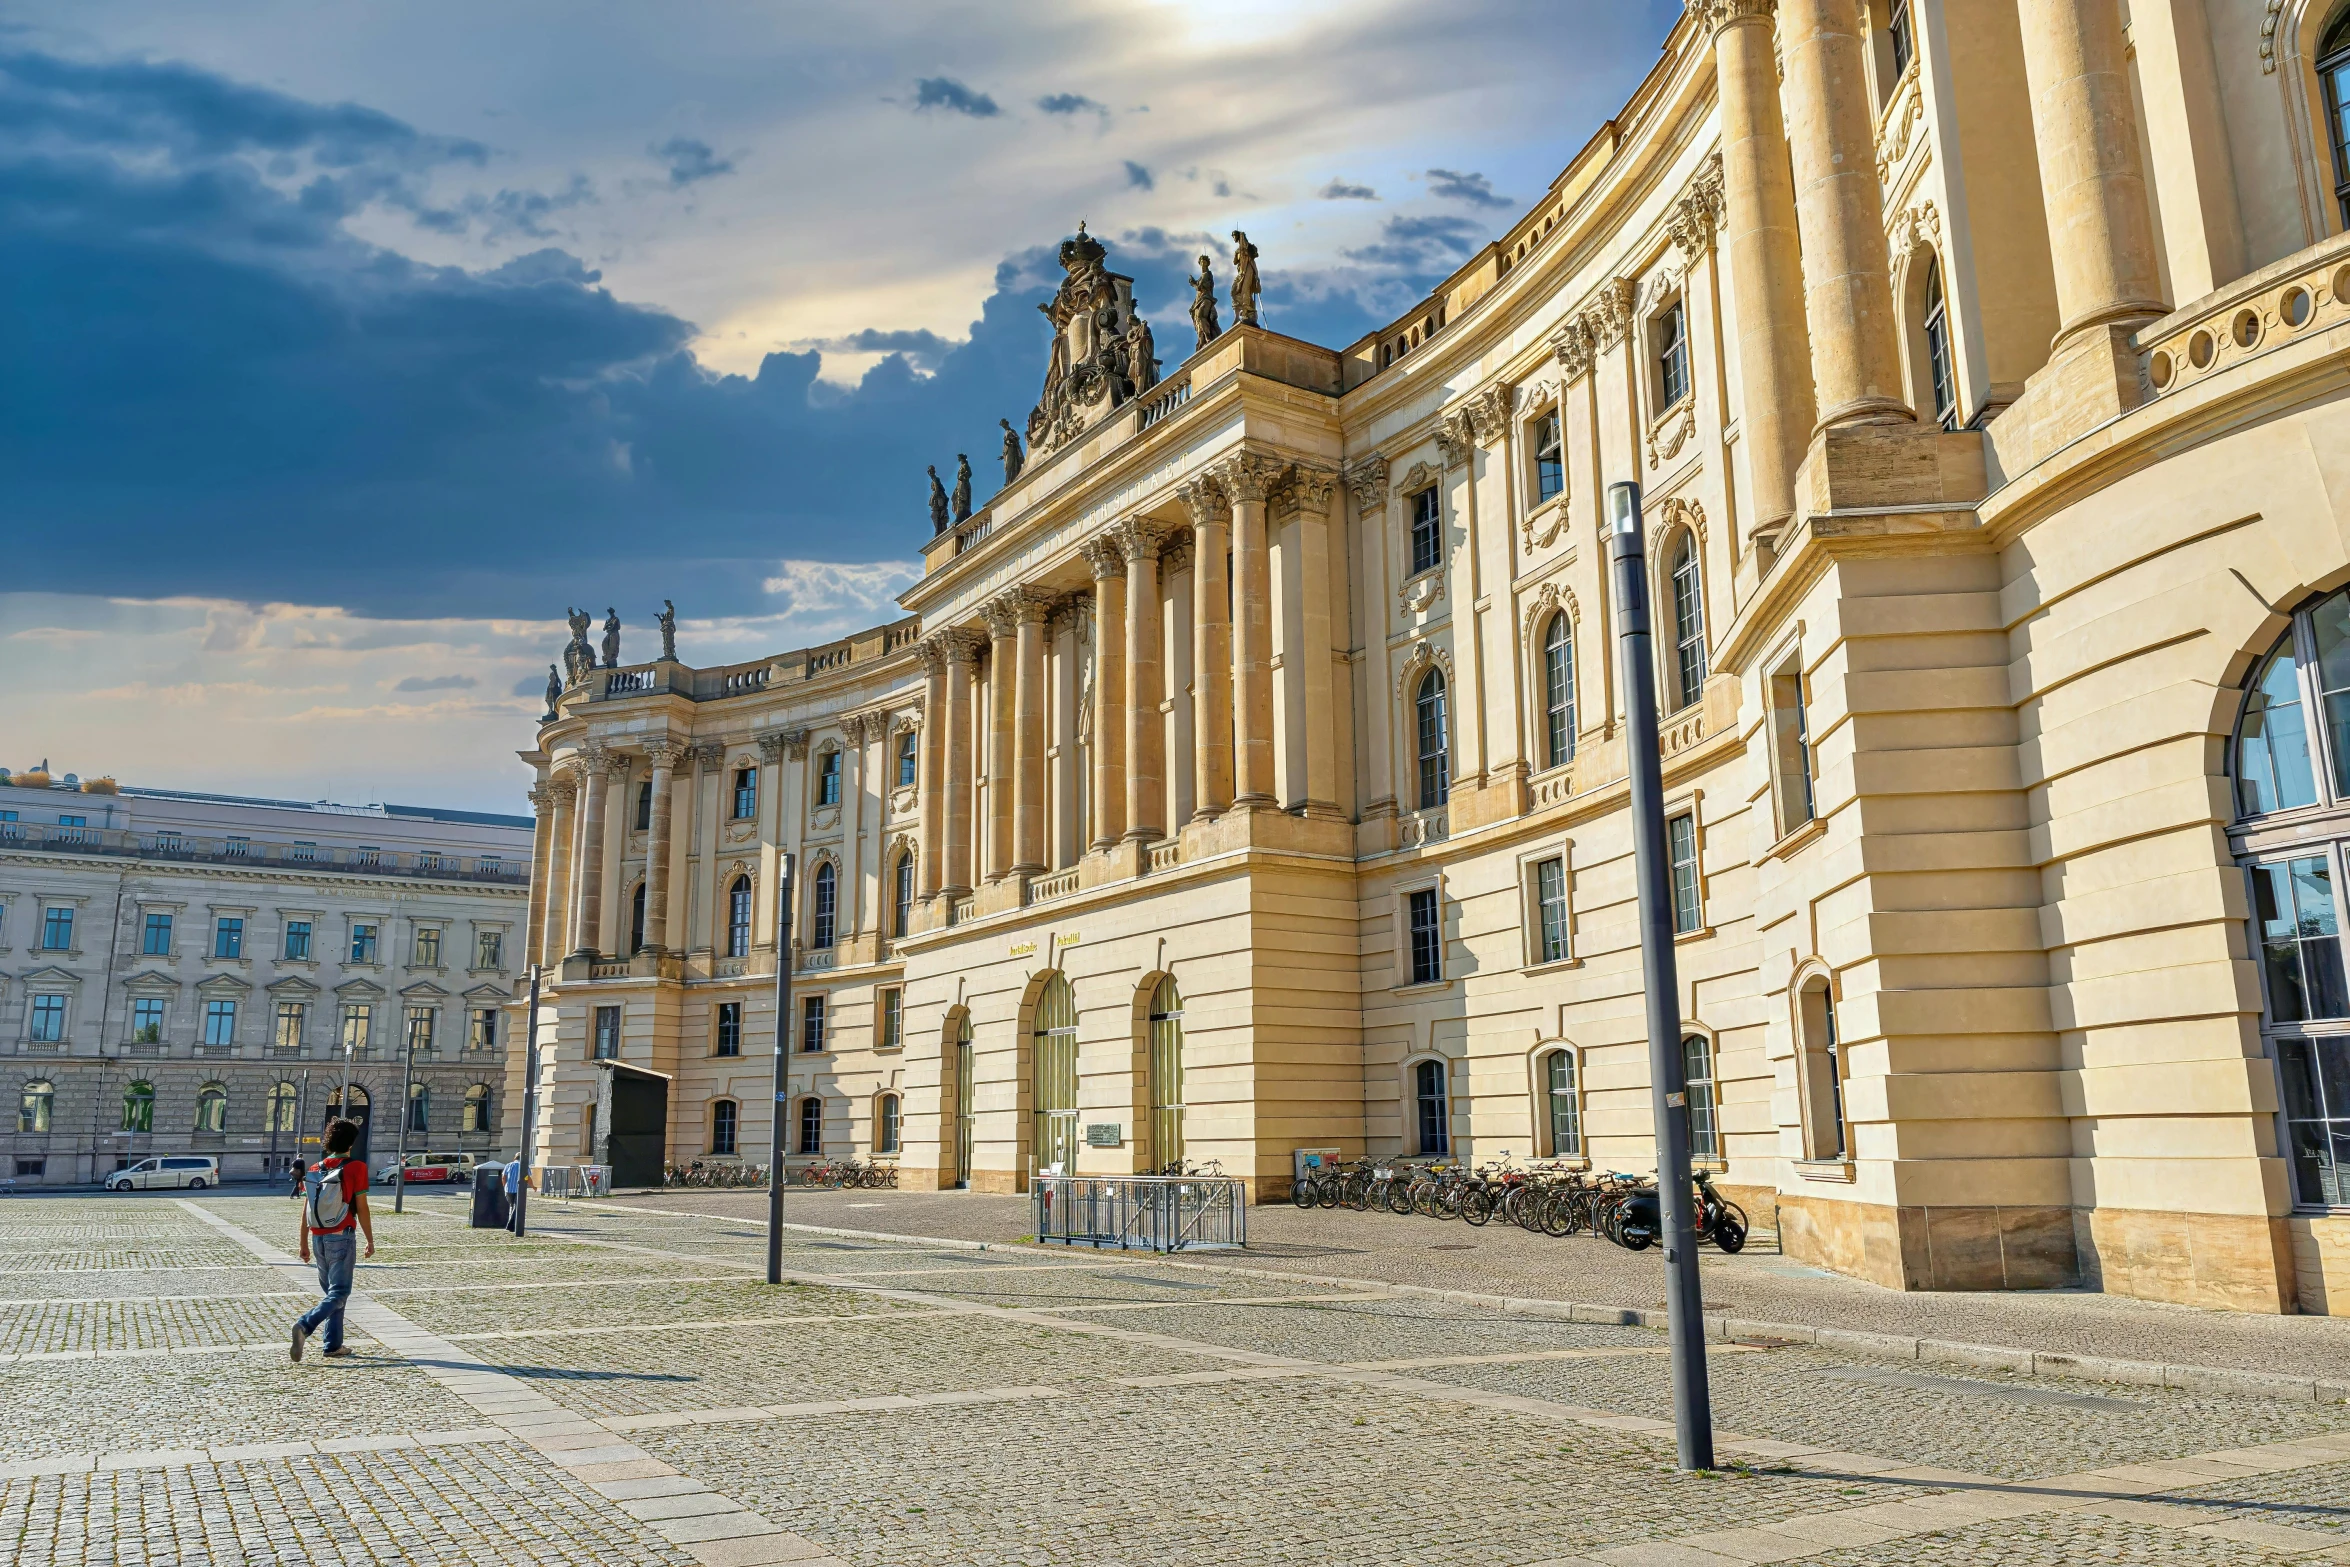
xmin=470 ymin=1166 xmax=509 ymax=1229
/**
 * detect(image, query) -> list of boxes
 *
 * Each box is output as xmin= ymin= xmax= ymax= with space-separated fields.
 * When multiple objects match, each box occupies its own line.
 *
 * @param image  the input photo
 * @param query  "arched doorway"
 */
xmin=952 ymin=1009 xmax=975 ymax=1188
xmin=1147 ymin=976 xmax=1184 ymax=1170
xmin=324 ymin=1084 xmax=371 ymax=1161
xmin=1032 ymin=973 xmax=1078 ymax=1175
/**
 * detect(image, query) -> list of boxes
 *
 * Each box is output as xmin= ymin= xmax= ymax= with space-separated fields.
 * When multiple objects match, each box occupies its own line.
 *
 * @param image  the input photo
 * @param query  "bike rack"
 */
xmin=1032 ymin=1174 xmax=1248 ymax=1252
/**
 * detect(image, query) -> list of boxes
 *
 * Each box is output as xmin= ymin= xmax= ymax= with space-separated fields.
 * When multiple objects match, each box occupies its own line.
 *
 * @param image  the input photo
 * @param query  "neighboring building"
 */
xmin=521 ymin=1 xmax=2350 ymax=1315
xmin=0 ymin=771 xmax=530 ymax=1184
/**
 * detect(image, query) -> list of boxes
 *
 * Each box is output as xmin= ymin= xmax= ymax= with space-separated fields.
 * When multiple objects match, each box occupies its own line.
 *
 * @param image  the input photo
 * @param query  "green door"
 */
xmin=1032 ymin=974 xmax=1078 ymax=1174
xmin=1148 ymin=976 xmax=1184 ymax=1171
xmin=954 ymin=1015 xmax=975 ymax=1188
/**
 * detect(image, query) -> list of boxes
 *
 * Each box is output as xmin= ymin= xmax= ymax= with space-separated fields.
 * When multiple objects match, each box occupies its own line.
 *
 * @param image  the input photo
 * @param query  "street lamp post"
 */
xmin=392 ymin=1014 xmax=420 ymax=1213
xmin=766 ymin=852 xmax=796 ymax=1286
xmin=1607 ymin=478 xmax=1716 ymax=1472
xmin=514 ymin=966 xmax=543 ymax=1237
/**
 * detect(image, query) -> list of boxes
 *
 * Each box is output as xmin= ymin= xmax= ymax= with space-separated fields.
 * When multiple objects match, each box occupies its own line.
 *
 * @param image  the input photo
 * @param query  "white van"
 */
xmin=106 ymin=1155 xmax=220 ymax=1192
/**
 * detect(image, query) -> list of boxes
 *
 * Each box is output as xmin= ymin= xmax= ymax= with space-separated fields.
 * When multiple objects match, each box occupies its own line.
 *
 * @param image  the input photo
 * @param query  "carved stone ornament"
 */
xmin=1108 ymin=516 xmax=1170 ymax=564
xmin=1399 ymin=460 xmax=1440 ymax=497
xmin=1346 ymin=454 xmax=1390 ymax=512
xmin=1687 ymin=0 xmax=1777 ymax=32
xmin=1174 ymin=475 xmax=1227 ymax=531
xmin=1080 ymin=535 xmax=1125 ymax=581
xmin=1455 ymin=385 xmax=1513 ymax=447
xmin=2262 ymin=0 xmax=2289 ymax=72
xmin=924 ymin=626 xmax=985 ymax=670
xmin=1286 ymin=464 xmax=1340 ymax=513
xmin=1025 ymin=223 xmax=1158 ymax=460
xmin=1213 ymin=451 xmax=1288 ymax=504
xmin=1159 ymin=533 xmax=1193 ymax=576
xmin=1875 ymin=58 xmax=1926 ymax=185
xmin=782 ymin=729 xmax=810 ymax=763
xmin=1584 ymin=278 xmax=1636 ymax=352
xmin=756 ymin=733 xmax=788 ymax=764
xmin=1888 ymin=200 xmax=1943 ymax=273
xmin=691 ymin=742 xmax=725 ymax=771
xmin=1550 ymin=319 xmax=1594 ymax=381
xmin=1648 ymin=400 xmax=1698 ymax=469
xmin=1522 ymin=577 xmax=1580 ymax=640
xmin=1399 ymin=568 xmax=1447 ymax=615
xmin=643 ymin=740 xmax=686 ymax=772
xmin=1668 ymin=154 xmax=1726 ymax=261
xmin=1393 ymin=637 xmax=1456 ymax=700
xmin=1436 ymin=412 xmax=1474 ymax=468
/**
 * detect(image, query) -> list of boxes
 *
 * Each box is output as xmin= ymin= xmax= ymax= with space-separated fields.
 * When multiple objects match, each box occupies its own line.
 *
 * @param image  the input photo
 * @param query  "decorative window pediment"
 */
xmin=332 ymin=976 xmax=387 ymax=1000
xmin=265 ymin=974 xmax=321 ymax=998
xmin=194 ymin=972 xmax=251 ymax=998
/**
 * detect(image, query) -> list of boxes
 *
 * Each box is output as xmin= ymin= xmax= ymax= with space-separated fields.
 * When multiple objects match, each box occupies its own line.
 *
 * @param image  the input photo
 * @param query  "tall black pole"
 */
xmin=392 ymin=1021 xmax=416 ymax=1213
xmin=1608 ymin=479 xmax=1715 ymax=1471
xmin=766 ymin=852 xmax=796 ymax=1285
xmin=514 ymin=966 xmax=543 ymax=1238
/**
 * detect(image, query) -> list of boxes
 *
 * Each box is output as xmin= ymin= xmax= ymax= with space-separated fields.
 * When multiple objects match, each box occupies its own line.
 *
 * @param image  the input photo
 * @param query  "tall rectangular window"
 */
xmin=1768 ymin=653 xmax=1816 ymax=839
xmin=142 ymin=913 xmax=173 ymax=955
xmin=213 ymin=918 xmax=243 ymax=959
xmin=341 ymin=1003 xmax=372 ymax=1054
xmin=878 ymin=987 xmax=903 ymax=1051
xmin=275 ymin=1002 xmax=305 ymax=1052
xmin=131 ymin=997 xmax=166 ymax=1044
xmin=634 ymin=781 xmax=652 ymax=832
xmin=1683 ymin=1033 xmax=1721 ymax=1162
xmin=1534 ymin=857 xmax=1570 ymax=965
xmin=1655 ymin=300 xmax=1689 ymax=407
xmin=801 ymin=995 xmax=827 ymax=1053
xmin=818 ymin=750 xmax=842 ymax=807
xmin=29 ymin=995 xmax=66 ymax=1044
xmin=2279 ymin=1037 xmax=2350 ymax=1206
xmin=715 ymin=1001 xmax=742 ymax=1057
xmin=290 ymin=841 xmax=317 ymax=863
xmin=1887 ymin=0 xmax=1914 ymax=76
xmin=203 ymin=1000 xmax=237 ymax=1047
xmin=284 ymin=921 xmax=312 ymax=961
xmin=594 ymin=1005 xmax=621 ymax=1060
xmin=2254 ymin=857 xmax=2350 ymax=1022
xmin=1407 ymin=888 xmax=1442 ymax=986
xmin=732 ymin=767 xmax=757 ymax=820
xmin=1531 ymin=413 xmax=1563 ymax=503
xmin=414 ymin=928 xmax=441 ymax=967
xmin=405 ymin=1006 xmax=435 ymax=1055
xmin=350 ymin=924 xmax=378 ymax=963
xmin=896 ymin=731 xmax=918 ymax=788
xmin=476 ymin=931 xmax=503 ymax=969
xmin=41 ymin=907 xmax=73 ymax=951
xmin=1409 ymin=488 xmax=1442 ymax=576
xmin=1668 ymin=812 xmax=1702 ymax=935
xmin=470 ymin=1009 xmax=497 ymax=1050
xmin=1544 ymin=1049 xmax=1581 ymax=1157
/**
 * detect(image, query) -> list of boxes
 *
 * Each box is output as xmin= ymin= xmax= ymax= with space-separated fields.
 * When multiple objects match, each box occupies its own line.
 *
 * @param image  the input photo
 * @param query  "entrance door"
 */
xmin=1148 ymin=976 xmax=1184 ymax=1172
xmin=954 ymin=1016 xmax=975 ymax=1189
xmin=1031 ymin=973 xmax=1078 ymax=1174
xmin=325 ymin=1086 xmax=372 ymax=1163
xmin=606 ymin=1069 xmax=668 ymax=1189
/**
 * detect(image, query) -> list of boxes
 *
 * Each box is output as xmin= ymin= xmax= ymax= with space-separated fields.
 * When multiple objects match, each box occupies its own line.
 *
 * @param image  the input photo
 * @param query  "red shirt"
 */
xmin=309 ymin=1156 xmax=369 ymax=1235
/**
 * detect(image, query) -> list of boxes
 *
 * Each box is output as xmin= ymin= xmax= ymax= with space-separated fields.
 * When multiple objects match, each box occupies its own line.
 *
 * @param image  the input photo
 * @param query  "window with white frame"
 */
xmin=405 ymin=1006 xmax=435 ymax=1056
xmin=877 ymin=986 xmax=903 ymax=1050
xmin=470 ymin=1008 xmax=496 ymax=1050
xmin=797 ymin=1095 xmax=823 ymax=1155
xmin=878 ymin=1093 xmax=902 ymax=1154
xmin=284 ymin=920 xmax=311 ymax=961
xmin=811 ymin=861 xmax=838 ymax=949
xmin=1767 ymin=650 xmax=1816 ymax=840
xmin=1530 ymin=856 xmax=1570 ymax=966
xmin=1530 ymin=412 xmax=1564 ymax=504
xmin=802 ymin=994 xmax=828 ymax=1053
xmin=29 ymin=994 xmax=67 ymax=1043
xmin=1406 ymin=887 xmax=1443 ymax=986
xmin=1921 ymin=257 xmax=1957 ymax=431
xmin=1653 ymin=298 xmax=1690 ymax=409
xmin=727 ymin=875 xmax=753 ymax=959
xmin=1415 ymin=668 xmax=1450 ymax=811
xmin=1408 ymin=486 xmax=1442 ymax=577
xmin=1682 ymin=1032 xmax=1721 ymax=1162
xmin=274 ymin=1001 xmax=305 ymax=1051
xmin=1668 ymin=810 xmax=1702 ymax=935
xmin=413 ymin=927 xmax=442 ymax=968
xmin=732 ymin=767 xmax=758 ymax=820
xmin=213 ymin=916 xmax=243 ymax=959
xmin=40 ymin=906 xmax=73 ymax=951
xmin=1541 ymin=612 xmax=1575 ymax=769
xmin=817 ymin=748 xmax=843 ymax=807
xmin=142 ymin=912 xmax=172 ymax=955
xmin=340 ymin=1003 xmax=372 ymax=1054
xmin=476 ymin=930 xmax=503 ymax=969
xmin=1668 ymin=530 xmax=1707 ymax=710
xmin=195 ymin=1082 xmax=228 ymax=1134
xmin=892 ymin=851 xmax=916 ymax=939
xmin=715 ymin=1001 xmax=742 ymax=1057
xmin=1797 ymin=978 xmax=1847 ymax=1162
xmin=349 ymin=923 xmax=378 ymax=963
xmin=896 ymin=729 xmax=918 ymax=788
xmin=1541 ymin=1048 xmax=1581 ymax=1158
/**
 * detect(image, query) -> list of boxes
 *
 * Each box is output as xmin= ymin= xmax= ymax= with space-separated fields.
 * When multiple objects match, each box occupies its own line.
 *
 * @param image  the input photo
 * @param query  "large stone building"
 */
xmin=0 ymin=770 xmax=531 ymax=1183
xmin=519 ymin=0 xmax=2350 ymax=1314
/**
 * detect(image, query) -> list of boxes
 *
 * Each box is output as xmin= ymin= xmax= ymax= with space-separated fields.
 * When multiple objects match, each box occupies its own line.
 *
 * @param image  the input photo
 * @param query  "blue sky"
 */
xmin=0 ymin=0 xmax=1676 ymax=808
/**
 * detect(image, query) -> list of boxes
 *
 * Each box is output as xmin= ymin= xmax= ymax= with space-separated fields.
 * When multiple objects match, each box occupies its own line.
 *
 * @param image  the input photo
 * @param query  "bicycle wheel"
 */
xmin=1292 ymin=1174 xmax=1319 ymax=1210
xmin=1459 ymin=1187 xmax=1493 ymax=1226
xmin=1539 ymin=1190 xmax=1575 ymax=1237
xmin=1315 ymin=1172 xmax=1343 ymax=1209
xmin=1385 ymin=1180 xmax=1415 ymax=1217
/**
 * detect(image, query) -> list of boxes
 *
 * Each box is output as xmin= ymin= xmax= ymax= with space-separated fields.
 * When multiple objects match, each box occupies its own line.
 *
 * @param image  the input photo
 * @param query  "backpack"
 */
xmin=305 ymin=1159 xmax=352 ymax=1231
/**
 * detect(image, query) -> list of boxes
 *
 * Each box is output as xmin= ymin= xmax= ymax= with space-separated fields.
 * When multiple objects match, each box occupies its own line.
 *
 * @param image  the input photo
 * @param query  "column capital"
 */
xmin=642 ymin=739 xmax=686 ymax=771
xmin=1109 ymin=517 xmax=1171 ymax=564
xmin=1583 ymin=276 xmax=1636 ymax=352
xmin=1210 ymin=450 xmax=1288 ymax=504
xmin=1345 ymin=454 xmax=1390 ymax=511
xmin=1081 ymin=535 xmax=1126 ymax=581
xmin=1160 ymin=534 xmax=1194 ymax=575
xmin=1286 ymin=464 xmax=1342 ymax=512
xmin=983 ymin=586 xmax=1052 ymax=635
xmin=1436 ymin=411 xmax=1474 ymax=468
xmin=1174 ymin=475 xmax=1227 ymax=529
xmin=1689 ymin=0 xmax=1775 ymax=33
xmin=844 ymin=708 xmax=894 ymax=744
xmin=924 ymin=626 xmax=987 ymax=668
xmin=1669 ymin=152 xmax=1727 ymax=260
xmin=1445 ymin=385 xmax=1512 ymax=449
xmin=1550 ymin=319 xmax=1594 ymax=381
xmin=691 ymin=741 xmax=725 ymax=771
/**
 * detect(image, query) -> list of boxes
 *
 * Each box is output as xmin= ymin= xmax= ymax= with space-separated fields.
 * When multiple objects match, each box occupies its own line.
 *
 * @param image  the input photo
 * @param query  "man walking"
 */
xmin=292 ymin=1117 xmax=374 ymax=1361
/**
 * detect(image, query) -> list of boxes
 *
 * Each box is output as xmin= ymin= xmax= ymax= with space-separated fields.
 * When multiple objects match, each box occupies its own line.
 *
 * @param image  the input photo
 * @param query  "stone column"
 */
xmin=534 ymin=777 xmax=575 ymax=967
xmin=1116 ymin=520 xmax=1170 ymax=842
xmin=1011 ymin=590 xmax=1050 ymax=875
xmin=1291 ymin=467 xmax=1342 ymax=817
xmin=1083 ymin=537 xmax=1128 ymax=851
xmin=1700 ymin=0 xmax=1818 ymax=531
xmin=982 ymin=601 xmax=1018 ymax=881
xmin=917 ymin=638 xmax=950 ymax=899
xmin=1178 ymin=476 xmax=1233 ymax=819
xmin=572 ymin=745 xmax=611 ymax=957
xmin=942 ymin=630 xmax=980 ymax=897
xmin=1780 ymin=0 xmax=1912 ymax=429
xmin=756 ymin=732 xmax=789 ymax=951
xmin=1347 ymin=458 xmax=1394 ymax=821
xmin=1222 ymin=453 xmax=1283 ymax=808
xmin=842 ymin=713 xmax=874 ymax=938
xmin=2016 ymin=0 xmax=2167 ymax=346
xmin=642 ymin=741 xmax=682 ymax=952
xmin=690 ymin=743 xmax=723 ymax=952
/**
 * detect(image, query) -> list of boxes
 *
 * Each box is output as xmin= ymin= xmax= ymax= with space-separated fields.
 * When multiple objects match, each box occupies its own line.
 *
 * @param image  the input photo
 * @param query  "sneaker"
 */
xmin=321 ymin=1346 xmax=354 ymax=1359
xmin=290 ymin=1323 xmax=308 ymax=1363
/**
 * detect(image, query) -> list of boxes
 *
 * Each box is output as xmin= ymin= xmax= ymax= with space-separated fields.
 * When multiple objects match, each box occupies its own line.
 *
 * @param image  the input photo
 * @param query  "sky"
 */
xmin=0 ymin=0 xmax=1679 ymax=812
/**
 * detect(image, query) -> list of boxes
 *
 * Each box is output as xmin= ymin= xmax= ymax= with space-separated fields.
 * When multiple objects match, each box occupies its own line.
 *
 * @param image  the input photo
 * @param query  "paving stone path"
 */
xmin=4 ymin=1189 xmax=2348 ymax=1565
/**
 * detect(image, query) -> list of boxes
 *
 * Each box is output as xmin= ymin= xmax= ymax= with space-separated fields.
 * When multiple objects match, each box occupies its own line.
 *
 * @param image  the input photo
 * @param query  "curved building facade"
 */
xmin=519 ymin=0 xmax=2350 ymax=1313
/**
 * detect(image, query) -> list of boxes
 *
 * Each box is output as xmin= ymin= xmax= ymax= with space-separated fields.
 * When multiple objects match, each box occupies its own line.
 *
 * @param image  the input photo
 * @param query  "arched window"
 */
xmin=1413 ymin=1059 xmax=1449 ymax=1156
xmin=712 ymin=1099 xmax=739 ymax=1156
xmin=2322 ymin=12 xmax=2350 ymax=229
xmin=1415 ymin=668 xmax=1450 ymax=810
xmin=951 ymin=1009 xmax=975 ymax=1187
xmin=797 ymin=1095 xmax=823 ymax=1155
xmin=2238 ymin=633 xmax=2321 ymax=817
xmin=18 ymin=1079 xmax=54 ymax=1134
xmin=327 ymin=1084 xmax=369 ymax=1119
xmin=1033 ymin=972 xmax=1079 ymax=1172
xmin=194 ymin=1082 xmax=228 ymax=1134
xmin=122 ymin=1080 xmax=155 ymax=1134
xmin=462 ymin=1083 xmax=491 ymax=1134
xmin=629 ymin=882 xmax=648 ymax=954
xmin=811 ymin=861 xmax=838 ymax=950
xmin=1542 ymin=612 xmax=1575 ymax=768
xmin=877 ymin=1093 xmax=901 ymax=1155
xmin=1798 ymin=980 xmax=1847 ymax=1162
xmin=407 ymin=1081 xmax=430 ymax=1134
xmin=1148 ymin=976 xmax=1184 ymax=1168
xmin=727 ymin=876 xmax=753 ymax=959
xmin=892 ymin=851 xmax=915 ymax=939
xmin=1682 ymin=1033 xmax=1720 ymax=1162
xmin=1541 ymin=1049 xmax=1580 ymax=1157
xmin=1669 ymin=532 xmax=1707 ymax=710
xmin=266 ymin=1081 xmax=298 ymax=1134
xmin=1921 ymin=258 xmax=1957 ymax=430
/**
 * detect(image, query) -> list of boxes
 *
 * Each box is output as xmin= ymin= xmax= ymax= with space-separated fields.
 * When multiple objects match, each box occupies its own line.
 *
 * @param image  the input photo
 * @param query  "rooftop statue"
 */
xmin=952 ymin=454 xmax=973 ymax=523
xmin=601 ymin=608 xmax=622 ymax=669
xmin=1230 ymin=231 xmax=1262 ymax=328
xmin=1127 ymin=311 xmax=1159 ymax=396
xmin=543 ymin=664 xmax=562 ymax=720
xmin=657 ymin=599 xmax=678 ymax=663
xmin=928 ymin=465 xmax=951 ymax=534
xmin=1000 ymin=418 xmax=1025 ymax=485
xmin=1189 ymin=256 xmax=1221 ymax=351
xmin=1025 ymin=221 xmax=1150 ymax=459
xmin=565 ymin=606 xmax=594 ymax=681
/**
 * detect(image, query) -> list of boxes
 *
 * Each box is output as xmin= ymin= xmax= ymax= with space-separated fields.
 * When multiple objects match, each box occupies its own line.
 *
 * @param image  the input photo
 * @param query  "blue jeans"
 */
xmin=298 ymin=1230 xmax=356 ymax=1352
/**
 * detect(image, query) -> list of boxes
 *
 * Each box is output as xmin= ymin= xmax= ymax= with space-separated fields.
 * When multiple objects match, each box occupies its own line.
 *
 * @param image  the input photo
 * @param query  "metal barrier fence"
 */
xmin=538 ymin=1164 xmax=610 ymax=1199
xmin=1032 ymin=1174 xmax=1247 ymax=1252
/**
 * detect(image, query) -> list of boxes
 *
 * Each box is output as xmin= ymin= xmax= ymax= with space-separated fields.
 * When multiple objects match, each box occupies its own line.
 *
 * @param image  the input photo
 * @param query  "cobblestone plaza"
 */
xmin=6 ymin=1191 xmax=2349 ymax=1565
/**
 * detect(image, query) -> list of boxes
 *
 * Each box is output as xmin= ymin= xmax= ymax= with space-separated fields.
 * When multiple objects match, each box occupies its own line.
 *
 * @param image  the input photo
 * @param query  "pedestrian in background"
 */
xmin=291 ymin=1118 xmax=373 ymax=1361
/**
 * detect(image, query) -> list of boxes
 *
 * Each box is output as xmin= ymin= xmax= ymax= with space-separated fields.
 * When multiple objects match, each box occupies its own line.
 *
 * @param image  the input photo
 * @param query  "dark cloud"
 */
xmin=1342 ymin=212 xmax=1486 ymax=272
xmin=911 ymin=77 xmax=999 ymax=118
xmin=394 ymin=673 xmax=478 ymax=691
xmin=651 ymin=135 xmax=734 ymax=187
xmin=812 ymin=327 xmax=956 ymax=371
xmin=1318 ymin=179 xmax=1379 ymax=201
xmin=1123 ymin=160 xmax=1154 ymax=190
xmin=1425 ymin=167 xmax=1512 ymax=208
xmin=1035 ymin=92 xmax=1106 ymax=116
